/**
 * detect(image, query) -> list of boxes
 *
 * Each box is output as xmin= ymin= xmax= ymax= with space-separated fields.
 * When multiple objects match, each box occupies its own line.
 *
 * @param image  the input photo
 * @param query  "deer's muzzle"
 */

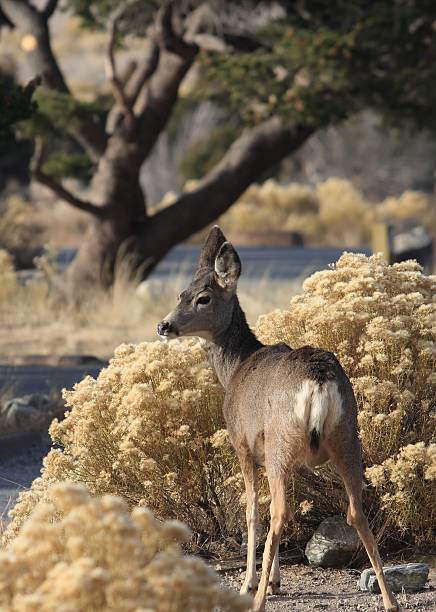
xmin=157 ymin=320 xmax=178 ymax=338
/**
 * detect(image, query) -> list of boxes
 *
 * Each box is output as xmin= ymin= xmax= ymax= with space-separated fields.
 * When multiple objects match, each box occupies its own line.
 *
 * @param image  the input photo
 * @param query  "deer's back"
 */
xmin=223 ymin=343 xmax=357 ymax=463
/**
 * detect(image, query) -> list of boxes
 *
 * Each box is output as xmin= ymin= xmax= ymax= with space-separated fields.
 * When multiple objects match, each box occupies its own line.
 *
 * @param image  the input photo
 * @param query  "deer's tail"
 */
xmin=295 ymin=380 xmax=343 ymax=452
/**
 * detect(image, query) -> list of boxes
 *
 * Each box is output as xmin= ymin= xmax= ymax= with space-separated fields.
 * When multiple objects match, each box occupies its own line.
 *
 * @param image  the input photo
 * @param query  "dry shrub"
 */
xmin=163 ymin=178 xmax=432 ymax=247
xmin=4 ymin=341 xmax=245 ymax=549
xmin=0 ymin=196 xmax=43 ymax=251
xmin=257 ymin=253 xmax=436 ymax=543
xmin=0 ymin=482 xmax=250 ymax=611
xmin=366 ymin=443 xmax=436 ymax=540
xmin=3 ymin=254 xmax=435 ymax=550
xmin=375 ymin=190 xmax=434 ymax=227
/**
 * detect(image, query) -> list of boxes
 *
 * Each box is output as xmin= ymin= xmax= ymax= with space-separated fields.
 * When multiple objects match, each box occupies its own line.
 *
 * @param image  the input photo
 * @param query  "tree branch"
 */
xmin=0 ymin=0 xmax=107 ymax=160
xmin=31 ymin=142 xmax=106 ymax=217
xmin=125 ymin=40 xmax=160 ymax=106
xmin=157 ymin=0 xmax=198 ymax=58
xmin=41 ymin=0 xmax=59 ymax=19
xmin=139 ymin=118 xmax=313 ymax=266
xmin=108 ymin=3 xmax=198 ymax=156
xmin=105 ymin=9 xmax=135 ymax=126
xmin=0 ymin=0 xmax=68 ymax=90
xmin=106 ymin=39 xmax=159 ymax=134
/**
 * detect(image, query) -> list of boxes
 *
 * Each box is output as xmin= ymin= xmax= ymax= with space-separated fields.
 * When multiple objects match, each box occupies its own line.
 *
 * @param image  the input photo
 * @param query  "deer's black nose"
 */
xmin=157 ymin=320 xmax=171 ymax=336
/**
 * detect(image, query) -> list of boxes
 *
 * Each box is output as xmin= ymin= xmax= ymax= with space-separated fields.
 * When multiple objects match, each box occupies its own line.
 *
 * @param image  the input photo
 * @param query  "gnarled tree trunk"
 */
xmin=69 ymin=119 xmax=312 ymax=287
xmin=0 ymin=0 xmax=313 ymax=289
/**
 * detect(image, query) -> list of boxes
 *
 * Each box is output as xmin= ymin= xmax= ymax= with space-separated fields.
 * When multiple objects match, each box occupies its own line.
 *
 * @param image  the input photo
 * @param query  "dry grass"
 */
xmin=0 ymin=251 xmax=301 ymax=359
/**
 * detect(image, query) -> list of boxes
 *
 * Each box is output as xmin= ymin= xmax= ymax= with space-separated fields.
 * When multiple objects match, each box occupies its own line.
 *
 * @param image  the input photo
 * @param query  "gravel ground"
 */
xmin=221 ymin=564 xmax=435 ymax=611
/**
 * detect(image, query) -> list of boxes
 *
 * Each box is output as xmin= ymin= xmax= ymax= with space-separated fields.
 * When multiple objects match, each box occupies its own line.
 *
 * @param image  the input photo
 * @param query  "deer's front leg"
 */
xmin=239 ymin=453 xmax=259 ymax=594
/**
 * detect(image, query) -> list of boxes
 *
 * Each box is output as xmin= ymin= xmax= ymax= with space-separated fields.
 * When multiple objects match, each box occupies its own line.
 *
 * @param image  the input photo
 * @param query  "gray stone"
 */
xmin=359 ymin=563 xmax=429 ymax=593
xmin=305 ymin=515 xmax=359 ymax=568
xmin=0 ymin=393 xmax=58 ymax=435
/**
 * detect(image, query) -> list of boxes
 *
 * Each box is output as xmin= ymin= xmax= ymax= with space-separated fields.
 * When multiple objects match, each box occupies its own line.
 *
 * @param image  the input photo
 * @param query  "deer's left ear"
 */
xmin=214 ymin=241 xmax=241 ymax=290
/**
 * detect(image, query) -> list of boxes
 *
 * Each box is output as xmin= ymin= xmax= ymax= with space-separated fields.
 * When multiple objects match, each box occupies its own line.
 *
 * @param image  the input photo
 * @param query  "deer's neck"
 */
xmin=206 ymin=297 xmax=263 ymax=388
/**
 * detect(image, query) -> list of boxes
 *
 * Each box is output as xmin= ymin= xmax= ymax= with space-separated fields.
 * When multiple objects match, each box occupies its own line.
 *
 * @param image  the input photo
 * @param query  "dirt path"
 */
xmin=222 ymin=564 xmax=435 ymax=610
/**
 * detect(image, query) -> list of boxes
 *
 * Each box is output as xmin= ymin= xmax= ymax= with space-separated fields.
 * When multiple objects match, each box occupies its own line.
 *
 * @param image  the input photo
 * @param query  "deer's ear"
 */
xmin=197 ymin=225 xmax=227 ymax=271
xmin=214 ymin=241 xmax=241 ymax=290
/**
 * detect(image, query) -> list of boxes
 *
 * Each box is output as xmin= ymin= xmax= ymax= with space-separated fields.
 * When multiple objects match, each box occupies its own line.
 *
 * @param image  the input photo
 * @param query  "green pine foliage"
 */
xmin=0 ymin=75 xmax=38 ymax=141
xmin=197 ymin=2 xmax=436 ymax=133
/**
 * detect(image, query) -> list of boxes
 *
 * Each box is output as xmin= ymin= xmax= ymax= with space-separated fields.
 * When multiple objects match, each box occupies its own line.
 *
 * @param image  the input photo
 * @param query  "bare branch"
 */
xmin=125 ymin=39 xmax=160 ymax=105
xmin=31 ymin=141 xmax=106 ymax=217
xmin=157 ymin=0 xmax=198 ymax=57
xmin=41 ymin=0 xmax=59 ymax=19
xmin=105 ymin=11 xmax=135 ymax=125
xmin=106 ymin=39 xmax=159 ymax=134
xmin=0 ymin=0 xmax=34 ymax=29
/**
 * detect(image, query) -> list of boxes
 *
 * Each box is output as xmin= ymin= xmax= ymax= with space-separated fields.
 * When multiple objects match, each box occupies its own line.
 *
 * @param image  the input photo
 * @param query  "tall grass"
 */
xmin=0 ymin=250 xmax=301 ymax=359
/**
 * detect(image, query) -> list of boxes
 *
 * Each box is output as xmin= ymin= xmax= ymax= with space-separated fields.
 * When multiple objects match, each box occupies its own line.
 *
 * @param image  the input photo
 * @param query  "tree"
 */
xmin=0 ymin=0 xmax=434 ymax=287
xmin=0 ymin=74 xmax=36 ymax=142
xmin=0 ymin=74 xmax=37 ymax=191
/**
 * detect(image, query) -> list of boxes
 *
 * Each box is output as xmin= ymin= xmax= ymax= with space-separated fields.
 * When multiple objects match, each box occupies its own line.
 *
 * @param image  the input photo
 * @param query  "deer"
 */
xmin=157 ymin=226 xmax=400 ymax=612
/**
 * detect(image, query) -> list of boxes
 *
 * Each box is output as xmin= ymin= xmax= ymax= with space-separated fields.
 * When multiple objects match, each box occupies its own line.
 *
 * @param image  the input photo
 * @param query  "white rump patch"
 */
xmin=294 ymin=380 xmax=342 ymax=439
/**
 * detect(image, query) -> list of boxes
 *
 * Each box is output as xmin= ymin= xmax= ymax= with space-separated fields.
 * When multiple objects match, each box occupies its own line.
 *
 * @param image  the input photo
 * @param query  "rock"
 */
xmin=393 ymin=226 xmax=432 ymax=254
xmin=305 ymin=515 xmax=359 ymax=568
xmin=0 ymin=393 xmax=60 ymax=436
xmin=359 ymin=563 xmax=429 ymax=593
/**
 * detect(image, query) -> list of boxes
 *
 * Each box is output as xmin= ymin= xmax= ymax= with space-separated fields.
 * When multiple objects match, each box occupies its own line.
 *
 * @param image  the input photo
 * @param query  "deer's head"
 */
xmin=157 ymin=226 xmax=241 ymax=341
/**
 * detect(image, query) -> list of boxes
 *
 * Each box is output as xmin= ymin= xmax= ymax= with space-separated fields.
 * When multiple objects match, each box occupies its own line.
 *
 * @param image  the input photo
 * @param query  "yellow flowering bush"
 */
xmin=4 ymin=340 xmax=244 ymax=548
xmin=366 ymin=443 xmax=436 ymax=539
xmin=158 ymin=179 xmax=433 ymax=247
xmin=257 ymin=253 xmax=436 ymax=541
xmin=0 ymin=482 xmax=250 ymax=611
xmin=3 ymin=254 xmax=435 ymax=548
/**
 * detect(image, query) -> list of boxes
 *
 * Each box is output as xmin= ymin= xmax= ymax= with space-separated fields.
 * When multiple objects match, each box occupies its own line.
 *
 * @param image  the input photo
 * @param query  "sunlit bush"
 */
xmin=366 ymin=442 xmax=436 ymax=540
xmin=4 ymin=254 xmax=435 ymax=549
xmin=4 ymin=340 xmax=245 ymax=548
xmin=156 ymin=178 xmax=433 ymax=247
xmin=376 ymin=190 xmax=433 ymax=227
xmin=0 ymin=482 xmax=250 ymax=611
xmin=257 ymin=253 xmax=436 ymax=542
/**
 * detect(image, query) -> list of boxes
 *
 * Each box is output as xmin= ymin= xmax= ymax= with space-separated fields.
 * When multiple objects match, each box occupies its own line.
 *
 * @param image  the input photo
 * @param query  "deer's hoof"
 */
xmin=267 ymin=580 xmax=281 ymax=595
xmin=240 ymin=583 xmax=257 ymax=595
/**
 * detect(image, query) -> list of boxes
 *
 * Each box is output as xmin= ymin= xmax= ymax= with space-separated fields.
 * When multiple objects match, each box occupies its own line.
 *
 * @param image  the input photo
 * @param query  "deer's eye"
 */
xmin=196 ymin=295 xmax=211 ymax=306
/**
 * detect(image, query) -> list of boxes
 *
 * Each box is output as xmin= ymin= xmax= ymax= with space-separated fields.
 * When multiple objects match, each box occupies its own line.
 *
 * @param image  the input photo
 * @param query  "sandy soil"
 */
xmin=222 ymin=564 xmax=435 ymax=611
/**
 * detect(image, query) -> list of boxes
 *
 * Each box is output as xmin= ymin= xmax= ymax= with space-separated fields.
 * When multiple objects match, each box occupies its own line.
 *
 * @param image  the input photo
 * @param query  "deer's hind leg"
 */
xmin=253 ymin=467 xmax=289 ymax=611
xmin=239 ymin=450 xmax=259 ymax=594
xmin=327 ymin=437 xmax=400 ymax=612
xmin=267 ymin=547 xmax=281 ymax=595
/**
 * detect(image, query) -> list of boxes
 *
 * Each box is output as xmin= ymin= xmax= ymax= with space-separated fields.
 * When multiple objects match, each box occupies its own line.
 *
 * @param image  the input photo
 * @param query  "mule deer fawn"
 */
xmin=157 ymin=226 xmax=399 ymax=612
